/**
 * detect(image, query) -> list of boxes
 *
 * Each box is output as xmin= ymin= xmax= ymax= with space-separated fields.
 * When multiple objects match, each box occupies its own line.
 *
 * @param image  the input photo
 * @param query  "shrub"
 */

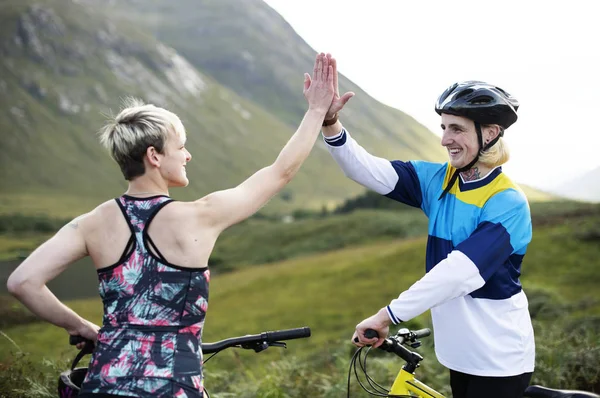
xmin=0 ymin=296 xmax=39 ymax=329
xmin=0 ymin=334 xmax=68 ymax=398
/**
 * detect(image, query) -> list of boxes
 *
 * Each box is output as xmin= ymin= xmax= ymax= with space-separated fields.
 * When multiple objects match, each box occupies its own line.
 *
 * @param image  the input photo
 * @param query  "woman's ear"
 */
xmin=146 ymin=146 xmax=161 ymax=167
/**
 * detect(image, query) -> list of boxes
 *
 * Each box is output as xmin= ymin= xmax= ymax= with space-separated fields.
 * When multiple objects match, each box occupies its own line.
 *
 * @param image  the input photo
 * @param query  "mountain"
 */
xmin=517 ymin=184 xmax=560 ymax=202
xmin=547 ymin=166 xmax=600 ymax=203
xmin=0 ymin=0 xmax=447 ymax=217
xmin=109 ymin=0 xmax=441 ymax=145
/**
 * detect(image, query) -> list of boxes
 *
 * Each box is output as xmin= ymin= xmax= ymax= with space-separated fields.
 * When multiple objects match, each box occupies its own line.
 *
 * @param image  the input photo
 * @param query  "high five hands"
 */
xmin=325 ymin=53 xmax=355 ymax=121
xmin=304 ymin=53 xmax=355 ymax=120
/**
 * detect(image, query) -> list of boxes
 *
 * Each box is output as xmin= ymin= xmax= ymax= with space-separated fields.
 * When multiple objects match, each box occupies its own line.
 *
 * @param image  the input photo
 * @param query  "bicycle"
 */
xmin=58 ymin=326 xmax=311 ymax=397
xmin=349 ymin=327 xmax=599 ymax=398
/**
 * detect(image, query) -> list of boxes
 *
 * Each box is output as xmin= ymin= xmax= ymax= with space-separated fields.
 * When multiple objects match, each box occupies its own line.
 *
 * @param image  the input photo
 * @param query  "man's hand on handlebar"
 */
xmin=352 ymin=308 xmax=392 ymax=348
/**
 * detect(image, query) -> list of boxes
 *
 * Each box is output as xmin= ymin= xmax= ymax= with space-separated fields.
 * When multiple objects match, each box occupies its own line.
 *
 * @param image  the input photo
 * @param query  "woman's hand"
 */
xmin=303 ymin=52 xmax=335 ymax=114
xmin=69 ymin=319 xmax=100 ymax=350
xmin=352 ymin=308 xmax=392 ymax=348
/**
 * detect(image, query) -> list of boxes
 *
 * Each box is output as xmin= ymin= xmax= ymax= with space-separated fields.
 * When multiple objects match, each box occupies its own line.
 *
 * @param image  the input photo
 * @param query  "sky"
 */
xmin=263 ymin=0 xmax=600 ymax=190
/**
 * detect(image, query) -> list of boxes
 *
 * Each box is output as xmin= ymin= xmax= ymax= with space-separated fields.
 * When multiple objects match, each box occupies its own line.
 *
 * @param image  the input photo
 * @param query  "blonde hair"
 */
xmin=99 ymin=98 xmax=185 ymax=180
xmin=478 ymin=126 xmax=510 ymax=168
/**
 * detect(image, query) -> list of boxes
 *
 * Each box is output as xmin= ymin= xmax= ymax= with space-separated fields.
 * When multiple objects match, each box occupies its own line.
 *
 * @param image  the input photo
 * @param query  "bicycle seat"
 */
xmin=524 ymin=385 xmax=600 ymax=398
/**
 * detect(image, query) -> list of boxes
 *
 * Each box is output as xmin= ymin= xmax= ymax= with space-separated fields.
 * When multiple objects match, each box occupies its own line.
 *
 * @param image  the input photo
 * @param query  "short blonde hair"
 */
xmin=478 ymin=126 xmax=510 ymax=168
xmin=99 ymin=98 xmax=185 ymax=180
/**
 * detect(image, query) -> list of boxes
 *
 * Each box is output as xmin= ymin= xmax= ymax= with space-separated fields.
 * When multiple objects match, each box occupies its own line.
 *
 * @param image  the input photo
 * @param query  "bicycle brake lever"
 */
xmin=241 ymin=340 xmax=288 ymax=353
xmin=409 ymin=341 xmax=422 ymax=349
xmin=241 ymin=341 xmax=268 ymax=352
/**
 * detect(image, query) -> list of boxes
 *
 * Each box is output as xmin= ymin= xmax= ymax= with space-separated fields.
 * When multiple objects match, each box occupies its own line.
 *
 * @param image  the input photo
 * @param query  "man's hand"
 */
xmin=324 ymin=53 xmax=355 ymax=121
xmin=351 ymin=307 xmax=391 ymax=348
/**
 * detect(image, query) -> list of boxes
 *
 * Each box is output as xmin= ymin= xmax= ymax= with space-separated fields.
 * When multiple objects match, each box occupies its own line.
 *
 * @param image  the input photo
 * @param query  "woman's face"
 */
xmin=160 ymin=128 xmax=192 ymax=187
xmin=440 ymin=113 xmax=479 ymax=169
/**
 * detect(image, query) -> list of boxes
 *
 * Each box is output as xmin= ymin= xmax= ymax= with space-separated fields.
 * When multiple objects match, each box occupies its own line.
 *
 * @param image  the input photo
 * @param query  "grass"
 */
xmin=1 ymin=202 xmax=599 ymax=396
xmin=0 ymin=235 xmax=47 ymax=261
xmin=210 ymin=208 xmax=428 ymax=271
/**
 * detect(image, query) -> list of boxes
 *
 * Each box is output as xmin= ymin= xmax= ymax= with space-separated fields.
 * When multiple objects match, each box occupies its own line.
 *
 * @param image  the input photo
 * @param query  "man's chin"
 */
xmin=449 ymin=160 xmax=464 ymax=169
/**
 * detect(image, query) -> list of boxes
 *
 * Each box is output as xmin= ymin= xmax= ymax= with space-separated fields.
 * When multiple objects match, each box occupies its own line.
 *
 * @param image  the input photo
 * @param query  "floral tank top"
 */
xmin=80 ymin=195 xmax=210 ymax=397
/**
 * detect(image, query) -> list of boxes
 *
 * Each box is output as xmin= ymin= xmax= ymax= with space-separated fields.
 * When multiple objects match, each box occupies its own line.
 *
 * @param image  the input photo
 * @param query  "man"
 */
xmin=322 ymin=58 xmax=534 ymax=398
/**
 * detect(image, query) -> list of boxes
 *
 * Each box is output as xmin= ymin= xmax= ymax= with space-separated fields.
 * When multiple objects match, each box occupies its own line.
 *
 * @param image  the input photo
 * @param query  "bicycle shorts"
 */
xmin=450 ymin=369 xmax=533 ymax=398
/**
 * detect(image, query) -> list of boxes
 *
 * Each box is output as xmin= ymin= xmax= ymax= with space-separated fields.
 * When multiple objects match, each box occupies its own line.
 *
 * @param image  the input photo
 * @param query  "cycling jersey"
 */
xmin=325 ymin=128 xmax=535 ymax=377
xmin=79 ymin=195 xmax=210 ymax=397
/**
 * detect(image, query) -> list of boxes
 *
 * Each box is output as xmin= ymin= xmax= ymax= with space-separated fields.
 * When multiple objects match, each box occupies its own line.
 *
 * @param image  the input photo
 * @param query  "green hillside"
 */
xmin=1 ymin=202 xmax=599 ymax=396
xmin=109 ymin=0 xmax=444 ymax=158
xmin=518 ymin=183 xmax=560 ymax=202
xmin=0 ymin=0 xmax=446 ymax=218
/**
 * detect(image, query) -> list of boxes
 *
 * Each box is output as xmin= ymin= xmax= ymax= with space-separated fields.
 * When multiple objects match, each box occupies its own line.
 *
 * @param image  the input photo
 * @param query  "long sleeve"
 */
xmin=324 ymin=128 xmax=424 ymax=208
xmin=386 ymin=188 xmax=532 ymax=323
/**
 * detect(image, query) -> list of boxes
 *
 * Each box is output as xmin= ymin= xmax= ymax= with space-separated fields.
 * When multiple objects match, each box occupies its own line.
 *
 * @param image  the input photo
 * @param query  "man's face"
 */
xmin=440 ymin=113 xmax=479 ymax=169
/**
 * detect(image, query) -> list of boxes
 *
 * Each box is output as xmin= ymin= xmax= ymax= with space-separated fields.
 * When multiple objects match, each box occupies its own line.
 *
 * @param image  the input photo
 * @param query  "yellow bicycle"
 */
xmin=349 ymin=328 xmax=599 ymax=398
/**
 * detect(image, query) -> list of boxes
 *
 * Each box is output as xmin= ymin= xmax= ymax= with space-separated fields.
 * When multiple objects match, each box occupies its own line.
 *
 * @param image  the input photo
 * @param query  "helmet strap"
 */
xmin=438 ymin=122 xmax=483 ymax=200
xmin=482 ymin=126 xmax=503 ymax=151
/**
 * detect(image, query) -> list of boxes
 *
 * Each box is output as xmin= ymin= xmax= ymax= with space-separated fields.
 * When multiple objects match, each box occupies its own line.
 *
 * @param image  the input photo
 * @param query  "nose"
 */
xmin=440 ymin=129 xmax=452 ymax=146
xmin=185 ymin=149 xmax=192 ymax=162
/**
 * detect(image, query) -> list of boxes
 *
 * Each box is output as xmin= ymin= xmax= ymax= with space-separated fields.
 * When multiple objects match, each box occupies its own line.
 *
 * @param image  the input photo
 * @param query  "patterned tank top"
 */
xmin=80 ymin=195 xmax=210 ymax=398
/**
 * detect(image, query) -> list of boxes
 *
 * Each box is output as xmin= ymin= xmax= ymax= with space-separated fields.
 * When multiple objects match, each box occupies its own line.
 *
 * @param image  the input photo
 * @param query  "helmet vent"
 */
xmin=469 ymin=95 xmax=493 ymax=105
xmin=454 ymin=88 xmax=473 ymax=99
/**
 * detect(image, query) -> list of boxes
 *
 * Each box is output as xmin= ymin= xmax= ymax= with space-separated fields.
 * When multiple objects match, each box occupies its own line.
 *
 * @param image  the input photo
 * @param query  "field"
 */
xmin=0 ymin=201 xmax=599 ymax=397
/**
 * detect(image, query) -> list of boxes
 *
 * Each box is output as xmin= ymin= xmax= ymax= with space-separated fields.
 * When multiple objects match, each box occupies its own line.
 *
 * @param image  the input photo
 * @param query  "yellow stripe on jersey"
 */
xmin=442 ymin=165 xmax=523 ymax=208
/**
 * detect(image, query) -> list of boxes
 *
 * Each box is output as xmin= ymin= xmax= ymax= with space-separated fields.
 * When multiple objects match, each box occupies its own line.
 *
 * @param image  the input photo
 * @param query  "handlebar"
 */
xmin=349 ymin=327 xmax=432 ymax=395
xmin=202 ymin=327 xmax=311 ymax=353
xmin=359 ymin=327 xmax=430 ymax=344
xmin=69 ymin=335 xmax=86 ymax=345
xmin=70 ymin=327 xmax=311 ymax=354
xmin=358 ymin=328 xmax=431 ymax=373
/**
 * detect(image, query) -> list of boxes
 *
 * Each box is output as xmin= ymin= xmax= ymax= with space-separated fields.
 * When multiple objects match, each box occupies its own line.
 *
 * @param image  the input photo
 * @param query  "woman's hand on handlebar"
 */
xmin=68 ymin=318 xmax=100 ymax=350
xmin=352 ymin=308 xmax=391 ymax=348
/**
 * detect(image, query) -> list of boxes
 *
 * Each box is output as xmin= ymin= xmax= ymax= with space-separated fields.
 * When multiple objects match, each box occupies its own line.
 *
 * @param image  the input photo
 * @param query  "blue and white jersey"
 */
xmin=325 ymin=128 xmax=535 ymax=376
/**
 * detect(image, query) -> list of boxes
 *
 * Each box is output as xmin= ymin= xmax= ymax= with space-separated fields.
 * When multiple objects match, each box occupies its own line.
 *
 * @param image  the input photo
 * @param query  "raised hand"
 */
xmin=303 ymin=53 xmax=335 ymax=114
xmin=324 ymin=53 xmax=355 ymax=120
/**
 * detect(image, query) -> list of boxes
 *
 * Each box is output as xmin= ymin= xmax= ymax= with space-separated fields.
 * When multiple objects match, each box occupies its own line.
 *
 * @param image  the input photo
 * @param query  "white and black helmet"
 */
xmin=435 ymin=81 xmax=519 ymax=129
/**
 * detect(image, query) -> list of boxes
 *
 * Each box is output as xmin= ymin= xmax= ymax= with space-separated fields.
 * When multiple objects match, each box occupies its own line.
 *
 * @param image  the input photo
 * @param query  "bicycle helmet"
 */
xmin=434 ymin=81 xmax=520 ymax=199
xmin=435 ymin=81 xmax=519 ymax=129
xmin=57 ymin=341 xmax=93 ymax=397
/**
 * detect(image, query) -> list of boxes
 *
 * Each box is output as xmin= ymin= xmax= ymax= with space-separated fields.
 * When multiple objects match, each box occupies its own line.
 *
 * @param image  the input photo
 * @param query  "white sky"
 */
xmin=263 ymin=0 xmax=600 ymax=190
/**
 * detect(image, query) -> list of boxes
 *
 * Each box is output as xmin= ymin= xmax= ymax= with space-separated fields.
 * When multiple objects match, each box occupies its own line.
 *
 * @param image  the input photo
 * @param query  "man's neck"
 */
xmin=460 ymin=167 xmax=482 ymax=181
xmin=459 ymin=164 xmax=494 ymax=182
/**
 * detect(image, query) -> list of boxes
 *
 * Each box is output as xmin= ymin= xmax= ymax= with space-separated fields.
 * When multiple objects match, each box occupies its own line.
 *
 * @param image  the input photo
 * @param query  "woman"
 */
xmin=322 ymin=67 xmax=535 ymax=398
xmin=7 ymin=53 xmax=335 ymax=397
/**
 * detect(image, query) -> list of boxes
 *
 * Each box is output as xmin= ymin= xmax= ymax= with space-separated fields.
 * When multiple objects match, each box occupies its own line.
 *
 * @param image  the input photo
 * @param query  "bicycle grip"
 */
xmin=69 ymin=335 xmax=92 ymax=346
xmin=353 ymin=328 xmax=379 ymax=343
xmin=413 ymin=328 xmax=431 ymax=339
xmin=265 ymin=327 xmax=311 ymax=341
